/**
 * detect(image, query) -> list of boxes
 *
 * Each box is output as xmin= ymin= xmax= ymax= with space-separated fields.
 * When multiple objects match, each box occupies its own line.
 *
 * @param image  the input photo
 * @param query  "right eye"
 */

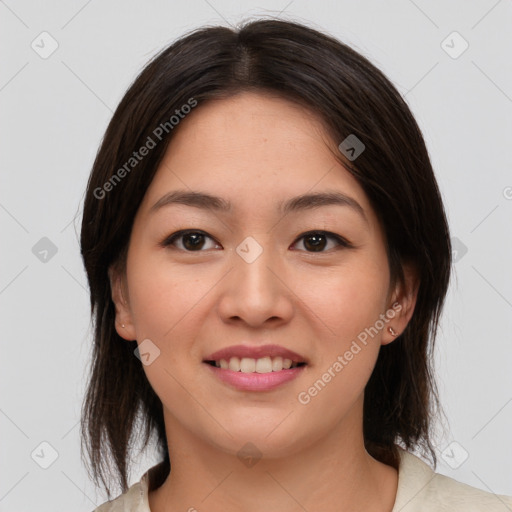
xmin=160 ymin=230 xmax=221 ymax=251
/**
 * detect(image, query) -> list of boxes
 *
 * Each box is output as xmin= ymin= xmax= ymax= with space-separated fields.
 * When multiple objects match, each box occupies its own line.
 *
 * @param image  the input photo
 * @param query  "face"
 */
xmin=111 ymin=92 xmax=417 ymax=459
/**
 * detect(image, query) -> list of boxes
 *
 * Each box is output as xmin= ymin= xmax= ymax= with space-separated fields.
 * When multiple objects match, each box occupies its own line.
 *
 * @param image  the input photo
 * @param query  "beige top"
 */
xmin=93 ymin=448 xmax=512 ymax=511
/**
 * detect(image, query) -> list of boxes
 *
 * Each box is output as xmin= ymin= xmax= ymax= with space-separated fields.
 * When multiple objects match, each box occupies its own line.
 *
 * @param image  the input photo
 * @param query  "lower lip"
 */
xmin=204 ymin=363 xmax=306 ymax=391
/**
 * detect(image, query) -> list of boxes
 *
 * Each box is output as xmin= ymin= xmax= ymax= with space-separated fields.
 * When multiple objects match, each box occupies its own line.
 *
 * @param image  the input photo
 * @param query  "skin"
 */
xmin=110 ymin=92 xmax=419 ymax=512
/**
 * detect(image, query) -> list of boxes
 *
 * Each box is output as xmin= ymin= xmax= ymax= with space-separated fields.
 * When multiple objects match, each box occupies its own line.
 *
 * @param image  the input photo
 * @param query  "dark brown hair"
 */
xmin=80 ymin=18 xmax=451 ymax=499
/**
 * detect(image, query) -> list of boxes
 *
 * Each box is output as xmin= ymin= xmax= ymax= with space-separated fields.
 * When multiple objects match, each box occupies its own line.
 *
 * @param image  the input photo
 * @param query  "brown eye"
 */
xmin=292 ymin=231 xmax=351 ymax=253
xmin=181 ymin=232 xmax=206 ymax=250
xmin=303 ymin=233 xmax=328 ymax=252
xmin=161 ymin=229 xmax=352 ymax=253
xmin=161 ymin=230 xmax=219 ymax=251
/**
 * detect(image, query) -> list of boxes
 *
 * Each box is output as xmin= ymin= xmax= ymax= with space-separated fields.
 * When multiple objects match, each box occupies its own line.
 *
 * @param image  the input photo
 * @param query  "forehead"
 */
xmin=138 ymin=92 xmax=378 ymax=227
xmin=164 ymin=92 xmax=335 ymax=165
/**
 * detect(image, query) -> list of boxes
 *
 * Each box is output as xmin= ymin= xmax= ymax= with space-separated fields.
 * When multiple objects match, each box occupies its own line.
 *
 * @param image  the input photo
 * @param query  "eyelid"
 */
xmin=293 ymin=230 xmax=353 ymax=249
xmin=160 ymin=229 xmax=354 ymax=252
xmin=160 ymin=229 xmax=219 ymax=250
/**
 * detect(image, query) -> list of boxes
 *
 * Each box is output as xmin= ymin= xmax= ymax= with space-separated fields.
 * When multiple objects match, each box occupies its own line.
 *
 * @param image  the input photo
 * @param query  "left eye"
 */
xmin=161 ymin=230 xmax=351 ymax=253
xmin=292 ymin=231 xmax=351 ymax=252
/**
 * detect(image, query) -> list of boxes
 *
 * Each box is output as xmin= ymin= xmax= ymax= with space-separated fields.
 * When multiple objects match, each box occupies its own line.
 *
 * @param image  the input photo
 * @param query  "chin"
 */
xmin=204 ymin=415 xmax=313 ymax=459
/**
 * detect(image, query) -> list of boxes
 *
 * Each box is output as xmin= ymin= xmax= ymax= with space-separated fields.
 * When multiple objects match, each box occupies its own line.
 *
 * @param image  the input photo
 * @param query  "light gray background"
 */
xmin=1 ymin=1 xmax=511 ymax=511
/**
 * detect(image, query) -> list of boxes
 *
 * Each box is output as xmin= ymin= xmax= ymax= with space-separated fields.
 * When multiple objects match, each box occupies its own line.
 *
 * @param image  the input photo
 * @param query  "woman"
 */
xmin=80 ymin=18 xmax=512 ymax=511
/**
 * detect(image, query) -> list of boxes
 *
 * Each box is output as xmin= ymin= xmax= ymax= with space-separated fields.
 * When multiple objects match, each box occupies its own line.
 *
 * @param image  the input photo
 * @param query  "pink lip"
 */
xmin=204 ymin=344 xmax=307 ymax=363
xmin=205 ymin=364 xmax=306 ymax=391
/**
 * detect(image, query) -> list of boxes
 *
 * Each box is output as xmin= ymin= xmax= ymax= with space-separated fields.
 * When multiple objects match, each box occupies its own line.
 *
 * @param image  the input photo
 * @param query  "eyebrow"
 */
xmin=149 ymin=189 xmax=368 ymax=223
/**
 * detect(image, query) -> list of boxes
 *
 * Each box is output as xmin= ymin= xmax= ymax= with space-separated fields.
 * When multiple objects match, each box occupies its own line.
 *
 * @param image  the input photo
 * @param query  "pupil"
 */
xmin=184 ymin=233 xmax=204 ymax=250
xmin=305 ymin=233 xmax=326 ymax=252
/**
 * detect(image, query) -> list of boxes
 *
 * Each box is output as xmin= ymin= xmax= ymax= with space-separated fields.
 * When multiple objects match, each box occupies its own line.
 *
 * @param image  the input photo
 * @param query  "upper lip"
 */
xmin=204 ymin=344 xmax=307 ymax=364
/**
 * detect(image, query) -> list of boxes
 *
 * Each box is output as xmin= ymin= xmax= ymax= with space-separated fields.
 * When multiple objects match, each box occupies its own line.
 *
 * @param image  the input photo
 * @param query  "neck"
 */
xmin=148 ymin=399 xmax=398 ymax=512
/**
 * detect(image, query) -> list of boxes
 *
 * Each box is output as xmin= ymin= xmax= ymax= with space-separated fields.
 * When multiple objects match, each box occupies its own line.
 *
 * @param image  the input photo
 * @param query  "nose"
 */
xmin=216 ymin=238 xmax=294 ymax=328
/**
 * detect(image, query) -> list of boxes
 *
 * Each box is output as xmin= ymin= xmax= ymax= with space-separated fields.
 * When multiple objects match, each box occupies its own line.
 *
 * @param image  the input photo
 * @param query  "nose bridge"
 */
xmin=218 ymin=233 xmax=292 ymax=325
xmin=234 ymin=234 xmax=280 ymax=295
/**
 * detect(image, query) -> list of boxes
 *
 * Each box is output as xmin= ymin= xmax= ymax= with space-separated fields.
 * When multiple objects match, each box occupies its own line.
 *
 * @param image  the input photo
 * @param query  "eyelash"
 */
xmin=160 ymin=229 xmax=353 ymax=253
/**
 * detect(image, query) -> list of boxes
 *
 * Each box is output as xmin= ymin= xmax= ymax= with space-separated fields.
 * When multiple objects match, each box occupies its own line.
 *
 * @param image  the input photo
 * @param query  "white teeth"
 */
xmin=228 ymin=357 xmax=240 ymax=371
xmin=272 ymin=356 xmax=283 ymax=371
xmin=214 ymin=356 xmax=302 ymax=373
xmin=240 ymin=358 xmax=256 ymax=373
xmin=255 ymin=356 xmax=272 ymax=373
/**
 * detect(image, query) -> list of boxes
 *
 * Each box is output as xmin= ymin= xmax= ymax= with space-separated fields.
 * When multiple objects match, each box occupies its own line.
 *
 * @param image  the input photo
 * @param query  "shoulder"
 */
xmin=393 ymin=448 xmax=512 ymax=512
xmin=91 ymin=476 xmax=150 ymax=512
xmin=91 ymin=460 xmax=168 ymax=512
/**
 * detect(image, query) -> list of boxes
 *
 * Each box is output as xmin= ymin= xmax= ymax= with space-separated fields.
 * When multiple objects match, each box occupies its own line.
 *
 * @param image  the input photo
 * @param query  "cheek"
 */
xmin=295 ymin=264 xmax=387 ymax=416
xmin=125 ymin=258 xmax=212 ymax=401
xmin=127 ymin=253 xmax=214 ymax=339
xmin=297 ymin=349 xmax=378 ymax=428
xmin=293 ymin=258 xmax=389 ymax=342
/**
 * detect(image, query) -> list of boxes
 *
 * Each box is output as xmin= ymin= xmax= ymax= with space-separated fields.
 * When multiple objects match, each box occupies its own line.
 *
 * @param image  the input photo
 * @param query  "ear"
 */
xmin=381 ymin=262 xmax=420 ymax=346
xmin=108 ymin=264 xmax=137 ymax=341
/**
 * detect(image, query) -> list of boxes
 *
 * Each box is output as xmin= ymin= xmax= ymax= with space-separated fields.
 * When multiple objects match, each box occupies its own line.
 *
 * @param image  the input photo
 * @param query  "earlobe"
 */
xmin=388 ymin=326 xmax=399 ymax=337
xmin=382 ymin=262 xmax=420 ymax=345
xmin=108 ymin=265 xmax=136 ymax=341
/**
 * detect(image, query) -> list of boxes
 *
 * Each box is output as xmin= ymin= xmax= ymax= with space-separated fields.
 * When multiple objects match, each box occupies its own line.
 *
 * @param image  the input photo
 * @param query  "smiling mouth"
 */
xmin=204 ymin=356 xmax=307 ymax=373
